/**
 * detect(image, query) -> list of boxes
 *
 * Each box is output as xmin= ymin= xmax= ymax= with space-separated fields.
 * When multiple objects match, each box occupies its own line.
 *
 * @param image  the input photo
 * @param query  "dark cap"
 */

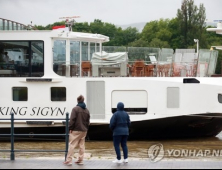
xmin=77 ymin=95 xmax=84 ymax=103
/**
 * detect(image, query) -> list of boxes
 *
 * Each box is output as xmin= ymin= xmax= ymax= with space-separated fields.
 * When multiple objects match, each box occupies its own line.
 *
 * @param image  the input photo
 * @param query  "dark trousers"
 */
xmin=113 ymin=135 xmax=128 ymax=160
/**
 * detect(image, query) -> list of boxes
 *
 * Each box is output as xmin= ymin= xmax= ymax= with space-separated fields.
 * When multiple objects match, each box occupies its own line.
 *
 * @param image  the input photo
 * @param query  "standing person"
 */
xmin=3 ymin=52 xmax=10 ymax=63
xmin=110 ymin=102 xmax=131 ymax=164
xmin=63 ymin=95 xmax=90 ymax=166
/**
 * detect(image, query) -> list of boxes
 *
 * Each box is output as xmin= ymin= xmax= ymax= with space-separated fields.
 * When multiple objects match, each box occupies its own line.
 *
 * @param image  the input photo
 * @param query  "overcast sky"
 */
xmin=0 ymin=0 xmax=221 ymax=26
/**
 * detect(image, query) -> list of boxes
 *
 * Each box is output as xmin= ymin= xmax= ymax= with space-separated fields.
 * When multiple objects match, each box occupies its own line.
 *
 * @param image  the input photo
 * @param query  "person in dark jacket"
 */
xmin=110 ymin=102 xmax=131 ymax=164
xmin=63 ymin=95 xmax=90 ymax=166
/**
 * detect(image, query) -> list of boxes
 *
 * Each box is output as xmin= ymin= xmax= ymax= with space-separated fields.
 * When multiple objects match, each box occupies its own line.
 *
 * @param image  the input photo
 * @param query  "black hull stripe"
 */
xmin=1 ymin=113 xmax=222 ymax=141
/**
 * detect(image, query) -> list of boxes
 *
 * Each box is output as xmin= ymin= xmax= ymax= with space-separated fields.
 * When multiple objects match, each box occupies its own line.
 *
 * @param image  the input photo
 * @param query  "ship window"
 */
xmin=112 ymin=108 xmax=147 ymax=115
xmin=51 ymin=87 xmax=66 ymax=101
xmin=0 ymin=41 xmax=44 ymax=78
xmin=53 ymin=41 xmax=99 ymax=77
xmin=218 ymin=94 xmax=222 ymax=104
xmin=13 ymin=87 xmax=28 ymax=101
xmin=112 ymin=90 xmax=148 ymax=115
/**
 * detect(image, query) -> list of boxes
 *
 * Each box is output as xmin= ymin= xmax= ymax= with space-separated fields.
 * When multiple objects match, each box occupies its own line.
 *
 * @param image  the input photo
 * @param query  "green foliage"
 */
xmin=141 ymin=19 xmax=173 ymax=48
xmin=156 ymin=29 xmax=172 ymax=42
xmin=121 ymin=27 xmax=140 ymax=46
xmin=205 ymin=29 xmax=222 ymax=48
xmin=73 ymin=22 xmax=90 ymax=33
xmin=177 ymin=0 xmax=206 ymax=48
xmin=215 ymin=51 xmax=222 ymax=74
xmin=149 ymin=38 xmax=170 ymax=48
xmin=35 ymin=25 xmax=46 ymax=30
xmin=205 ymin=31 xmax=222 ymax=74
xmin=142 ymin=20 xmax=159 ymax=43
xmin=167 ymin=18 xmax=181 ymax=49
xmin=128 ymin=39 xmax=149 ymax=47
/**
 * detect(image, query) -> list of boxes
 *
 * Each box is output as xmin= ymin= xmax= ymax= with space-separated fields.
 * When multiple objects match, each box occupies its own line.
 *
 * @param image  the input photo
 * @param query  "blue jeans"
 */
xmin=113 ymin=135 xmax=128 ymax=160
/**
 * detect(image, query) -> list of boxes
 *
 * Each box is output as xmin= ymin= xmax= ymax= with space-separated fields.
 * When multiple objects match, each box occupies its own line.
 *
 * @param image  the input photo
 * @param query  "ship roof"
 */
xmin=0 ymin=30 xmax=110 ymax=43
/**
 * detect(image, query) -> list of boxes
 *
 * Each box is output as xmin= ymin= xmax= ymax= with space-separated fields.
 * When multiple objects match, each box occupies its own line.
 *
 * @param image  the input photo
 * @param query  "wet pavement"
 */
xmin=0 ymin=157 xmax=222 ymax=169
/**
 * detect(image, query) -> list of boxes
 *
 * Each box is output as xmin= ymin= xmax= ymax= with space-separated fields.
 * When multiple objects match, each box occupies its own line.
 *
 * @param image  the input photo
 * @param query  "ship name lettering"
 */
xmin=31 ymin=107 xmax=66 ymax=116
xmin=0 ymin=107 xmax=66 ymax=116
xmin=0 ymin=107 xmax=6 ymax=115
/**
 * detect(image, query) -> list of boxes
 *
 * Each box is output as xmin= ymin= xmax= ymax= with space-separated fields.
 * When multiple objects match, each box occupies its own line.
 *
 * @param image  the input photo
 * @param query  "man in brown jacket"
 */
xmin=63 ymin=95 xmax=90 ymax=166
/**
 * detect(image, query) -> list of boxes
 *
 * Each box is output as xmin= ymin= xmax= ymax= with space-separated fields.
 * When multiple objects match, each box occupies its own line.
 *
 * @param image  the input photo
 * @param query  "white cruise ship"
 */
xmin=0 ymin=19 xmax=222 ymax=140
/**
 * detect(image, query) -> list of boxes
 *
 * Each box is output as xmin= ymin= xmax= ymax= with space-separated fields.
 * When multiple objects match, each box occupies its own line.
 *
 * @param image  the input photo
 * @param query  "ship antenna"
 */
xmin=59 ymin=16 xmax=80 ymax=32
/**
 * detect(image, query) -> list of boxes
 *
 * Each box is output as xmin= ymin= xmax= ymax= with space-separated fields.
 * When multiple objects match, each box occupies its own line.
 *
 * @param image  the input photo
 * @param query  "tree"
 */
xmin=177 ymin=0 xmax=206 ymax=48
xmin=35 ymin=25 xmax=46 ymax=30
xmin=156 ymin=29 xmax=172 ymax=42
xmin=122 ymin=27 xmax=140 ymax=46
xmin=90 ymin=19 xmax=119 ymax=46
xmin=141 ymin=20 xmax=159 ymax=43
xmin=167 ymin=18 xmax=181 ymax=49
xmin=73 ymin=22 xmax=90 ymax=33
xmin=141 ymin=19 xmax=172 ymax=45
xmin=149 ymin=38 xmax=170 ymax=48
xmin=205 ymin=29 xmax=222 ymax=74
xmin=128 ymin=39 xmax=149 ymax=47
xmin=89 ymin=19 xmax=104 ymax=34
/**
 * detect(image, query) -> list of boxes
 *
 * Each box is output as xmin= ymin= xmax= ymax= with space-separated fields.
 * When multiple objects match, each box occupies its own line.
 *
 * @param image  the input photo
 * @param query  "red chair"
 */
xmin=81 ymin=61 xmax=92 ymax=76
xmin=134 ymin=60 xmax=145 ymax=77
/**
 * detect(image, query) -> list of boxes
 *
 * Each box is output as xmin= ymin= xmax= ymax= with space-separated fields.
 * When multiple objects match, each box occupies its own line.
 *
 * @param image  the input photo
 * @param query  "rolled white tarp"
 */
xmin=91 ymin=51 xmax=128 ymax=65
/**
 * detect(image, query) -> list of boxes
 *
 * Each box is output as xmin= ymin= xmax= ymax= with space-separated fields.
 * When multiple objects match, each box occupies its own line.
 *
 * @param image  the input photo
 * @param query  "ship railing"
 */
xmin=52 ymin=51 xmax=217 ymax=77
xmin=0 ymin=113 xmax=70 ymax=161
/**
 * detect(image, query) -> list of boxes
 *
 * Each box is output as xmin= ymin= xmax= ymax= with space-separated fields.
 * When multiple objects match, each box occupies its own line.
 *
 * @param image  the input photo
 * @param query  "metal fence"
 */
xmin=0 ymin=113 xmax=70 ymax=161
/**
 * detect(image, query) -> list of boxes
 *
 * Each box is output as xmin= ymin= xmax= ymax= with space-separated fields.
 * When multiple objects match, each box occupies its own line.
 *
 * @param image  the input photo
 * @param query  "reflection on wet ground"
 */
xmin=1 ymin=132 xmax=222 ymax=160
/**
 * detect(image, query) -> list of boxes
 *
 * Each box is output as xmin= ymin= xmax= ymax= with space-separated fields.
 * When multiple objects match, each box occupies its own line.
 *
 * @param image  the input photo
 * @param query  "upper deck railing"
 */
xmin=52 ymin=46 xmax=219 ymax=78
xmin=0 ymin=18 xmax=37 ymax=31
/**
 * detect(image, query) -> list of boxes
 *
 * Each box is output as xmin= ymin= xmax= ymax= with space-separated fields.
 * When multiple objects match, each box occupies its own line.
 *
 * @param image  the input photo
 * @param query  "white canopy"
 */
xmin=213 ymin=46 xmax=222 ymax=50
xmin=91 ymin=51 xmax=128 ymax=65
xmin=207 ymin=23 xmax=222 ymax=35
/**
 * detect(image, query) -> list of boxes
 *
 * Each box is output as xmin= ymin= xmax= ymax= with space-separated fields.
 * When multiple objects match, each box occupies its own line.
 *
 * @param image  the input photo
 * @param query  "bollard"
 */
xmin=65 ymin=112 xmax=69 ymax=160
xmin=10 ymin=113 xmax=15 ymax=161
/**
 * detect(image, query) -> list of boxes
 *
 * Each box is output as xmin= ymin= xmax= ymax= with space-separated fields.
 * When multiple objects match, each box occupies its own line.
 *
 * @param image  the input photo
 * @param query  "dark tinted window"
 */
xmin=51 ymin=87 xmax=66 ymax=101
xmin=218 ymin=94 xmax=222 ymax=104
xmin=13 ymin=87 xmax=28 ymax=101
xmin=0 ymin=41 xmax=44 ymax=77
xmin=112 ymin=108 xmax=147 ymax=115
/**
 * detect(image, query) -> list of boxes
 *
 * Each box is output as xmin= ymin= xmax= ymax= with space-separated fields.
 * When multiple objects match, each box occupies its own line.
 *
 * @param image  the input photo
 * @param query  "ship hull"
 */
xmin=88 ymin=113 xmax=222 ymax=140
xmin=1 ymin=113 xmax=222 ymax=141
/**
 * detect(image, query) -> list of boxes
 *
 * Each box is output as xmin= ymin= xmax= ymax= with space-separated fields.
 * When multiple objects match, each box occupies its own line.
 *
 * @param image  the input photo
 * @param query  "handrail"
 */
xmin=0 ymin=113 xmax=70 ymax=161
